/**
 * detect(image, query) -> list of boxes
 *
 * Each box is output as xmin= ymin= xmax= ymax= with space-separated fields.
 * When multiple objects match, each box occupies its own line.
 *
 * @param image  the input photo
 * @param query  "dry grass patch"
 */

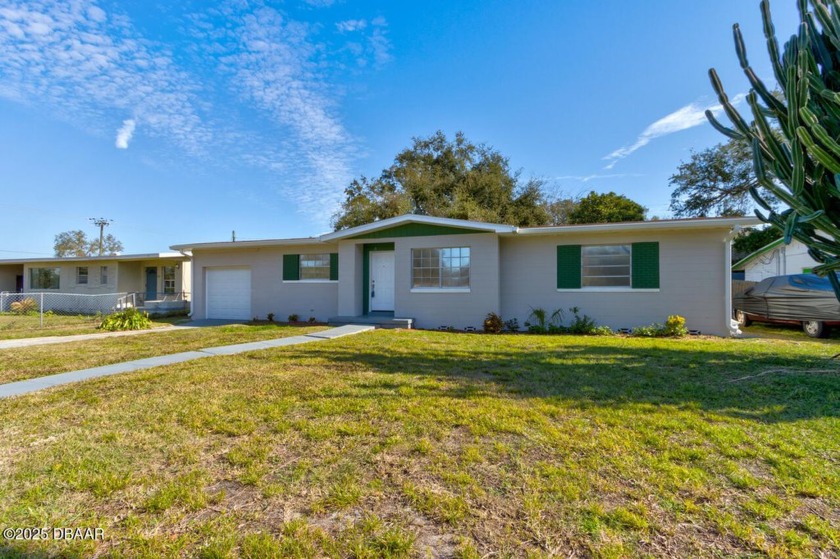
xmin=0 ymin=330 xmax=837 ymax=557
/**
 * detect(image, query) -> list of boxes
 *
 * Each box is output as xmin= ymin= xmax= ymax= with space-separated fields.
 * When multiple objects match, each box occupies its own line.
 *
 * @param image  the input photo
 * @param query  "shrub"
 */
xmin=664 ymin=315 xmax=688 ymax=337
xmin=10 ymin=298 xmax=38 ymax=315
xmin=99 ymin=308 xmax=152 ymax=331
xmin=566 ymin=307 xmax=612 ymax=335
xmin=504 ymin=318 xmax=520 ymax=333
xmin=308 ymin=316 xmax=317 ymax=323
xmin=631 ymin=315 xmax=688 ymax=338
xmin=483 ymin=312 xmax=503 ymax=333
xmin=288 ymin=314 xmax=299 ymax=323
xmin=267 ymin=313 xmax=275 ymax=322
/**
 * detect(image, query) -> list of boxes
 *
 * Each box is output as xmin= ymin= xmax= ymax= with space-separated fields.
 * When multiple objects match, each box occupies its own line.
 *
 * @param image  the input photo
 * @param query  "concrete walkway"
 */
xmin=0 ymin=324 xmax=374 ymax=399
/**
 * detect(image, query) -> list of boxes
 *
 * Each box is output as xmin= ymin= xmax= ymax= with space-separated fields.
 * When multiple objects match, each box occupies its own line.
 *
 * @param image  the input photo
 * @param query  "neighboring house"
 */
xmin=0 ymin=252 xmax=191 ymax=314
xmin=732 ymin=238 xmax=818 ymax=282
xmin=173 ymin=214 xmax=758 ymax=336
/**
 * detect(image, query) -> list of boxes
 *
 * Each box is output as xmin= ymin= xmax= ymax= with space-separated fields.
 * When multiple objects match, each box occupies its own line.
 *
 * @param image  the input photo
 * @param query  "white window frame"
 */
xmin=76 ymin=266 xmax=88 ymax=285
xmin=163 ymin=266 xmax=176 ymax=294
xmin=297 ymin=253 xmax=332 ymax=281
xmin=411 ymin=247 xmax=471 ymax=292
xmin=100 ymin=266 xmax=108 ymax=285
xmin=581 ymin=244 xmax=631 ymax=289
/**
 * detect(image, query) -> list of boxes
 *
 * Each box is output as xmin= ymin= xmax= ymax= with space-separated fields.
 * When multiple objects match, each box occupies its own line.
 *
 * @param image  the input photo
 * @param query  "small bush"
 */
xmin=631 ymin=315 xmax=688 ymax=338
xmin=664 ymin=315 xmax=688 ymax=337
xmin=308 ymin=316 xmax=317 ymax=324
xmin=267 ymin=313 xmax=275 ymax=322
xmin=483 ymin=312 xmax=503 ymax=333
xmin=10 ymin=298 xmax=37 ymax=315
xmin=99 ymin=308 xmax=152 ymax=331
xmin=288 ymin=314 xmax=299 ymax=323
xmin=504 ymin=318 xmax=520 ymax=332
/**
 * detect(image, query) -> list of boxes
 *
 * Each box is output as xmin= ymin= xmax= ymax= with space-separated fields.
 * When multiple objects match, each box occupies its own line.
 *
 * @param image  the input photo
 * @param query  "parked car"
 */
xmin=733 ymin=274 xmax=840 ymax=338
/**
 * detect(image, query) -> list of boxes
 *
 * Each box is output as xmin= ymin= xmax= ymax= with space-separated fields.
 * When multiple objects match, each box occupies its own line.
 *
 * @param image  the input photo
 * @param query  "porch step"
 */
xmin=328 ymin=316 xmax=414 ymax=329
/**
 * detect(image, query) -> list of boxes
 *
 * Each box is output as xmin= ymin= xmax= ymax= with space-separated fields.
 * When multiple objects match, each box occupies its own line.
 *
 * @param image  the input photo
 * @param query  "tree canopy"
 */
xmin=567 ymin=191 xmax=646 ymax=224
xmin=669 ymin=138 xmax=758 ymax=217
xmin=54 ymin=230 xmax=123 ymax=257
xmin=331 ymin=131 xmax=551 ymax=230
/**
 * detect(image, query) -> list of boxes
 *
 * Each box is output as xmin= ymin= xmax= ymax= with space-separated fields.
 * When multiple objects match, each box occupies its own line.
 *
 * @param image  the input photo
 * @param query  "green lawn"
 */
xmin=0 ymin=323 xmax=326 ymax=384
xmin=0 ymin=313 xmax=185 ymax=340
xmin=0 ymin=330 xmax=837 ymax=558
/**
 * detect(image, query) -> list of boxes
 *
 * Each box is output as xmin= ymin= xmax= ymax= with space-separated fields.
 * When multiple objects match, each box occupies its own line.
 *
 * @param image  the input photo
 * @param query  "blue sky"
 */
xmin=0 ymin=0 xmax=801 ymax=256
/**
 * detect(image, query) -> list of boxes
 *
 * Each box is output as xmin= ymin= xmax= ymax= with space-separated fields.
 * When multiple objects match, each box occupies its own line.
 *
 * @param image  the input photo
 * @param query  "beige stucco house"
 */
xmin=0 ymin=252 xmax=191 ymax=314
xmin=173 ymin=214 xmax=758 ymax=336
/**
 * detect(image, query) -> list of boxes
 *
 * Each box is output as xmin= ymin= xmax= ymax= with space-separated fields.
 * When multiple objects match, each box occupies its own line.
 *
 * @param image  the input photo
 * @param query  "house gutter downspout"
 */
xmin=725 ymin=227 xmax=742 ymax=336
xmin=176 ymin=250 xmax=193 ymax=318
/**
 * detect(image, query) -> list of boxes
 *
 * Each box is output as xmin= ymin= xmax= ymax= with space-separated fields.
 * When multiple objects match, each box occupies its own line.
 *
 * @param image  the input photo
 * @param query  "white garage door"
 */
xmin=206 ymin=268 xmax=251 ymax=320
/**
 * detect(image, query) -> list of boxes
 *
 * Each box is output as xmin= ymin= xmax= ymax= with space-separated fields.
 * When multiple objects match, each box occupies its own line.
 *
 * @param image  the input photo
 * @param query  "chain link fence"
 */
xmin=0 ymin=291 xmax=127 ymax=331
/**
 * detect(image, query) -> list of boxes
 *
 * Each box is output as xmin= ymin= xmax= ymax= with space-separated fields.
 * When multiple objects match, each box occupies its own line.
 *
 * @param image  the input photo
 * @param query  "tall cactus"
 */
xmin=707 ymin=0 xmax=840 ymax=298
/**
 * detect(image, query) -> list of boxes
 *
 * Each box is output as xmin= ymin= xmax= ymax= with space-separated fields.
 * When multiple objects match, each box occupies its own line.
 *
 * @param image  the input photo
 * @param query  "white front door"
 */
xmin=369 ymin=251 xmax=395 ymax=312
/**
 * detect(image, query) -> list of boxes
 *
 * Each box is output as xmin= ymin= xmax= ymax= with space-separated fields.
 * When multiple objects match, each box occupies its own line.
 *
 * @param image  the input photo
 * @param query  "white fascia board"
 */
xmin=319 ymin=214 xmax=516 ymax=241
xmin=513 ymin=216 xmax=762 ymax=236
xmin=170 ymin=238 xmax=324 ymax=252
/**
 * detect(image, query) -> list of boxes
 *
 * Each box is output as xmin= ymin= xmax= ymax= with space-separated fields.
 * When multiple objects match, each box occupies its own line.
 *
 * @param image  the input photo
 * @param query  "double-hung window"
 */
xmin=412 ymin=247 xmax=470 ymax=289
xmin=100 ymin=266 xmax=109 ymax=285
xmin=76 ymin=266 xmax=89 ymax=285
xmin=283 ymin=253 xmax=339 ymax=281
xmin=163 ymin=266 xmax=176 ymax=294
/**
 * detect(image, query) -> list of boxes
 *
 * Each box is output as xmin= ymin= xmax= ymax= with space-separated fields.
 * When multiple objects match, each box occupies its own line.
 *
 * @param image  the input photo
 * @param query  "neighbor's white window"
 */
xmin=100 ymin=266 xmax=108 ymax=285
xmin=582 ymin=245 xmax=631 ymax=287
xmin=163 ymin=266 xmax=176 ymax=294
xmin=76 ymin=266 xmax=88 ymax=285
xmin=30 ymin=268 xmax=60 ymax=290
xmin=412 ymin=247 xmax=470 ymax=288
xmin=299 ymin=254 xmax=330 ymax=280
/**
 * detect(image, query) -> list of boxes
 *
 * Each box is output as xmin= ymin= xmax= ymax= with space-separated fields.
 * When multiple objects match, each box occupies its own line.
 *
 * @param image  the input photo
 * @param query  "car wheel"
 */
xmin=734 ymin=309 xmax=752 ymax=327
xmin=802 ymin=320 xmax=829 ymax=338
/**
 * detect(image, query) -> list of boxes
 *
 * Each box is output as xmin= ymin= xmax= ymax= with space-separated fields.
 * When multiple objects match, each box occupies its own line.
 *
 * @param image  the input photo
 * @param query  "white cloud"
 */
xmin=0 ymin=0 xmax=390 ymax=228
xmin=603 ymin=94 xmax=746 ymax=169
xmin=115 ymin=118 xmax=136 ymax=149
xmin=555 ymin=172 xmax=644 ymax=183
xmin=0 ymin=0 xmax=212 ymax=155
xmin=336 ymin=19 xmax=366 ymax=33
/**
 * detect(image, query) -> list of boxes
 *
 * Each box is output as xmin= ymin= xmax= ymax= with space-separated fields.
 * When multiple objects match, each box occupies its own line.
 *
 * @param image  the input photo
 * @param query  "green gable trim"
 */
xmin=350 ymin=223 xmax=488 ymax=240
xmin=631 ymin=242 xmax=659 ymax=289
xmin=362 ymin=243 xmax=395 ymax=314
xmin=329 ymin=253 xmax=339 ymax=281
xmin=556 ymin=245 xmax=582 ymax=289
xmin=282 ymin=254 xmax=300 ymax=281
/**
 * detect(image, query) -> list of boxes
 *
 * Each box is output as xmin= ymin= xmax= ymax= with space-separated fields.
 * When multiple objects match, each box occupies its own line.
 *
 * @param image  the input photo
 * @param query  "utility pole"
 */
xmin=89 ymin=218 xmax=112 ymax=256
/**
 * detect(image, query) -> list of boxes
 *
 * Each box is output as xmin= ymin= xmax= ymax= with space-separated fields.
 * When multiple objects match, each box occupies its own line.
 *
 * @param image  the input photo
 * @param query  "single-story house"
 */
xmin=732 ymin=238 xmax=818 ymax=282
xmin=0 ymin=252 xmax=191 ymax=314
xmin=172 ymin=214 xmax=758 ymax=336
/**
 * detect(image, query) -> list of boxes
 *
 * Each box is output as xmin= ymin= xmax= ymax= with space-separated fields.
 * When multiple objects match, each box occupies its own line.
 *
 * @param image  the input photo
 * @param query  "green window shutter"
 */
xmin=556 ymin=245 xmax=582 ymax=289
xmin=631 ymin=242 xmax=659 ymax=289
xmin=329 ymin=253 xmax=339 ymax=281
xmin=283 ymin=254 xmax=300 ymax=281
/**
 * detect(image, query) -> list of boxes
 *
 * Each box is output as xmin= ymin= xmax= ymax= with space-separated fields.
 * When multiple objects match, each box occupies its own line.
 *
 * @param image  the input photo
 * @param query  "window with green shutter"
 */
xmin=556 ymin=242 xmax=659 ymax=290
xmin=556 ymin=245 xmax=582 ymax=289
xmin=283 ymin=253 xmax=338 ymax=281
xmin=282 ymin=254 xmax=300 ymax=281
xmin=631 ymin=242 xmax=659 ymax=289
xmin=329 ymin=253 xmax=339 ymax=281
